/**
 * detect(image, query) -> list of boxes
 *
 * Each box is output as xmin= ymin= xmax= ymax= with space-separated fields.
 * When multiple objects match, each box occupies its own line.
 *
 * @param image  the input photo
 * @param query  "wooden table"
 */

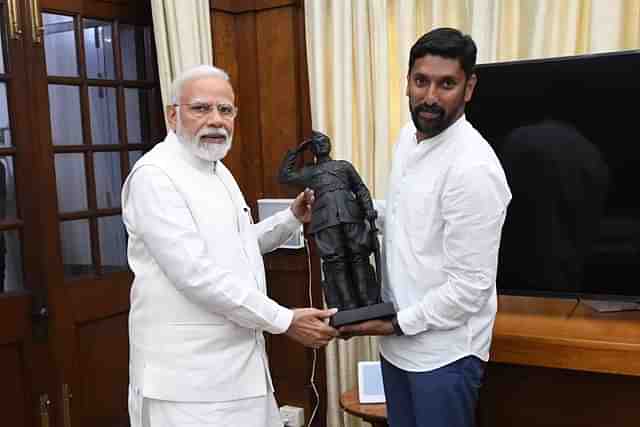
xmin=341 ymin=296 xmax=640 ymax=427
xmin=340 ymin=388 xmax=387 ymax=427
xmin=480 ymin=295 xmax=640 ymax=427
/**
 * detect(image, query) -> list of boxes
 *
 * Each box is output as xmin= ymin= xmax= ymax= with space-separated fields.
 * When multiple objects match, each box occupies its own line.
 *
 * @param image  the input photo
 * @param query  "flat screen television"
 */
xmin=467 ymin=50 xmax=640 ymax=302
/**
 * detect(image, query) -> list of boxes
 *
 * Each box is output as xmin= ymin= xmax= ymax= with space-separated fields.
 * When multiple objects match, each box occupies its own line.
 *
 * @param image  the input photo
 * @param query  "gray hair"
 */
xmin=170 ymin=65 xmax=230 ymax=104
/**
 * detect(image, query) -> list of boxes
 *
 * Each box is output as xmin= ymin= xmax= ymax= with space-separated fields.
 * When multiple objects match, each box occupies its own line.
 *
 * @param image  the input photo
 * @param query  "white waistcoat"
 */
xmin=122 ymin=133 xmax=296 ymax=403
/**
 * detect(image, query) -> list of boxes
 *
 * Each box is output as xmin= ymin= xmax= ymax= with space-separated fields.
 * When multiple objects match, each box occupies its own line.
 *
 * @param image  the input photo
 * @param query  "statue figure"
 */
xmin=279 ymin=131 xmax=394 ymax=326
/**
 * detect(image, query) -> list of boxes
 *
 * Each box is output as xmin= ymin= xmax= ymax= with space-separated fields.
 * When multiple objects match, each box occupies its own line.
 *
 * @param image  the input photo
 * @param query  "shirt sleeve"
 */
xmin=124 ymin=166 xmax=294 ymax=334
xmin=397 ymin=164 xmax=510 ymax=336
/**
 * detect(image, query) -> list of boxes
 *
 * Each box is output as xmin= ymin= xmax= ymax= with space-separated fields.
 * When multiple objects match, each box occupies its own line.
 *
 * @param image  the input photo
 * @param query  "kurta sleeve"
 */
xmin=253 ymin=207 xmax=302 ymax=254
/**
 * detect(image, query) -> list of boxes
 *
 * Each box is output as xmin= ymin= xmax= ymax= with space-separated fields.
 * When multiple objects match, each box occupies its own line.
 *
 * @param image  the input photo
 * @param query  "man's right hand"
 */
xmin=285 ymin=308 xmax=339 ymax=348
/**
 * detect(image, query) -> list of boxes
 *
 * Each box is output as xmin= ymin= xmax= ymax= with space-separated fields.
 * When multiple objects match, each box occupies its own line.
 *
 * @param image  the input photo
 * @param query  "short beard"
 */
xmin=409 ymin=101 xmax=447 ymax=139
xmin=176 ymin=118 xmax=232 ymax=162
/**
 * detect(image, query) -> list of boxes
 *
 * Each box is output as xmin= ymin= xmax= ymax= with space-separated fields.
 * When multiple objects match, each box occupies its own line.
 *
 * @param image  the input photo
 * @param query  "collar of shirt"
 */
xmin=412 ymin=114 xmax=467 ymax=147
xmin=401 ymin=115 xmax=467 ymax=171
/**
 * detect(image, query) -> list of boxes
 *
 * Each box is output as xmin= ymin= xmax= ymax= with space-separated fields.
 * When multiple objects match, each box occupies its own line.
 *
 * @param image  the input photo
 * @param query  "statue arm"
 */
xmin=346 ymin=163 xmax=377 ymax=220
xmin=278 ymin=148 xmax=307 ymax=187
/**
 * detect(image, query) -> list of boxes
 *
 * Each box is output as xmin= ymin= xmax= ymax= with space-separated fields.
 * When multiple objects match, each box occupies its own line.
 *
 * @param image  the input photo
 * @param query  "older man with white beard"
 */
xmin=122 ymin=65 xmax=338 ymax=427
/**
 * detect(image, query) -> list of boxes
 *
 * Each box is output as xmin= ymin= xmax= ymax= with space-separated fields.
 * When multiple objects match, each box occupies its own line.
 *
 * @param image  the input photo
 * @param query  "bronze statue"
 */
xmin=279 ymin=131 xmax=394 ymax=326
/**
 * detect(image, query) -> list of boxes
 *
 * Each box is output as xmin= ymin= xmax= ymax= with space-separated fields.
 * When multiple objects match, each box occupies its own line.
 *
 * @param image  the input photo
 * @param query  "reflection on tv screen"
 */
xmin=467 ymin=50 xmax=640 ymax=301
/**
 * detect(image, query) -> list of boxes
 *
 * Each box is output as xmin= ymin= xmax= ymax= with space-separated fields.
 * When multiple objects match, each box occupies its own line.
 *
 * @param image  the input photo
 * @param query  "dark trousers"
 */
xmin=380 ymin=355 xmax=485 ymax=427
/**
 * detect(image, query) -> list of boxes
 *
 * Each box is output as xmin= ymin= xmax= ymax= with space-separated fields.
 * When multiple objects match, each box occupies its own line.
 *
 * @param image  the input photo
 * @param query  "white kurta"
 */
xmin=122 ymin=132 xmax=300 ymax=425
xmin=379 ymin=116 xmax=512 ymax=372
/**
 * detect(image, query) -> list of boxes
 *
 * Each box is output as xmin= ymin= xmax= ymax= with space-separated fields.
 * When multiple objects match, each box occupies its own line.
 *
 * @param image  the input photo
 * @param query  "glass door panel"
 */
xmin=48 ymin=84 xmax=83 ymax=145
xmin=41 ymin=6 xmax=161 ymax=279
xmin=124 ymin=87 xmax=149 ymax=144
xmin=43 ymin=13 xmax=78 ymax=77
xmin=54 ymin=153 xmax=88 ymax=212
xmin=98 ymin=214 xmax=127 ymax=272
xmin=83 ymin=19 xmax=115 ymax=80
xmin=93 ymin=151 xmax=121 ymax=209
xmin=59 ymin=219 xmax=94 ymax=277
xmin=0 ymin=229 xmax=24 ymax=292
xmin=0 ymin=82 xmax=11 ymax=146
xmin=0 ymin=155 xmax=17 ymax=220
xmin=88 ymin=86 xmax=118 ymax=145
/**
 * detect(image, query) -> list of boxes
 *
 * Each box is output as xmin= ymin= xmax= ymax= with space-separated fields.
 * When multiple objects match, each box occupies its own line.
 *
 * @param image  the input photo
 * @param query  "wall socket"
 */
xmin=279 ymin=405 xmax=305 ymax=427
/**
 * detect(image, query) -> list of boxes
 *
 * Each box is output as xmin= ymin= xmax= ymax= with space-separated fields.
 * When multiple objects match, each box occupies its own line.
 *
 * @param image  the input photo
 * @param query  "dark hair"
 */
xmin=408 ymin=27 xmax=477 ymax=79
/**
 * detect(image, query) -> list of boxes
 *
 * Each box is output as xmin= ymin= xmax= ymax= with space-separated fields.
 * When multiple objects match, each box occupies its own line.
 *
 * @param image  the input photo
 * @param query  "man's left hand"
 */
xmin=291 ymin=188 xmax=314 ymax=223
xmin=339 ymin=319 xmax=394 ymax=340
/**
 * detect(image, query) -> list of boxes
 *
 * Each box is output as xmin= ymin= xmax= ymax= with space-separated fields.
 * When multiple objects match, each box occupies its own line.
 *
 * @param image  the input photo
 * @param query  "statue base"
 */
xmin=330 ymin=302 xmax=396 ymax=328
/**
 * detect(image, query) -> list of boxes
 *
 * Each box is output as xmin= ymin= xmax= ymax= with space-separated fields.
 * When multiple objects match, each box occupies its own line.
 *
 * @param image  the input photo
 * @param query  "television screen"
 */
xmin=467 ymin=50 xmax=640 ymax=301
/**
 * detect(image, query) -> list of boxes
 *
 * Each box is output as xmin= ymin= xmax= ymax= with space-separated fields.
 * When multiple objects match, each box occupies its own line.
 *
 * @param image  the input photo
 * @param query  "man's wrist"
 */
xmin=391 ymin=314 xmax=404 ymax=336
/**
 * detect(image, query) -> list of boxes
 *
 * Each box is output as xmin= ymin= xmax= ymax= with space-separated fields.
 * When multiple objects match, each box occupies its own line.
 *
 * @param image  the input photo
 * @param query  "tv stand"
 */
xmin=581 ymin=298 xmax=640 ymax=313
xmin=479 ymin=295 xmax=640 ymax=427
xmin=490 ymin=295 xmax=640 ymax=375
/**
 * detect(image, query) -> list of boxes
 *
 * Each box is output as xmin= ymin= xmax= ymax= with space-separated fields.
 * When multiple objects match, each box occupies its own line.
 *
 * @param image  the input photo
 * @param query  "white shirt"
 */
xmin=378 ymin=115 xmax=511 ymax=372
xmin=122 ymin=132 xmax=299 ymax=403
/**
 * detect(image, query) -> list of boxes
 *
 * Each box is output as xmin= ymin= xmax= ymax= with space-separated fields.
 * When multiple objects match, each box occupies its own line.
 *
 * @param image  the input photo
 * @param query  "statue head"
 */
xmin=310 ymin=131 xmax=332 ymax=159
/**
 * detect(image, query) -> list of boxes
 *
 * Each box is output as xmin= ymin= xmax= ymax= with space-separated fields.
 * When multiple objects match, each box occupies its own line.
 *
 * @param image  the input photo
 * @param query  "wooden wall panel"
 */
xmin=232 ymin=11 xmax=265 ymax=205
xmin=265 ymin=250 xmax=327 ymax=424
xmin=255 ymin=6 xmax=301 ymax=198
xmin=211 ymin=12 xmax=244 ymax=184
xmin=0 ymin=344 xmax=29 ymax=427
xmin=211 ymin=1 xmax=324 ymax=425
xmin=212 ymin=11 xmax=266 ymax=208
xmin=41 ymin=0 xmax=151 ymax=19
xmin=75 ymin=314 xmax=129 ymax=427
xmin=479 ymin=362 xmax=640 ymax=427
xmin=214 ymin=0 xmax=297 ymax=13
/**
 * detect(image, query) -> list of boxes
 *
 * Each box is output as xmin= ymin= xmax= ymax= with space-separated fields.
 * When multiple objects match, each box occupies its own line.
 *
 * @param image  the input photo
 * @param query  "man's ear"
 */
xmin=166 ymin=105 xmax=177 ymax=131
xmin=464 ymin=74 xmax=478 ymax=102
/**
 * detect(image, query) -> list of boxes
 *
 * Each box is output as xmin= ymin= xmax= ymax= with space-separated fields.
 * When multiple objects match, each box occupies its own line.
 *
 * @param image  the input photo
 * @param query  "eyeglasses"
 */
xmin=173 ymin=102 xmax=238 ymax=119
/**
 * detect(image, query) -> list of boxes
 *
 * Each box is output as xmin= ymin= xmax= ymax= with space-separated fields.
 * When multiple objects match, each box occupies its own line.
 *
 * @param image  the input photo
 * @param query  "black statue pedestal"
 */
xmin=330 ymin=301 xmax=396 ymax=328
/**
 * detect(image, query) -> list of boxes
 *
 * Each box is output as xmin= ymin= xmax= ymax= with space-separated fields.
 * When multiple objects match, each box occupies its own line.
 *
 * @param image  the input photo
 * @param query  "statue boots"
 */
xmin=322 ymin=260 xmax=359 ymax=311
xmin=351 ymin=258 xmax=378 ymax=306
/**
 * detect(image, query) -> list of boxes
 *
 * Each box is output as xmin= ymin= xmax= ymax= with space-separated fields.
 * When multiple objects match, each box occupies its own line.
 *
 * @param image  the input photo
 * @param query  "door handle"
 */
xmin=39 ymin=394 xmax=51 ymax=427
xmin=29 ymin=0 xmax=44 ymax=43
xmin=62 ymin=383 xmax=73 ymax=427
xmin=7 ymin=0 xmax=22 ymax=40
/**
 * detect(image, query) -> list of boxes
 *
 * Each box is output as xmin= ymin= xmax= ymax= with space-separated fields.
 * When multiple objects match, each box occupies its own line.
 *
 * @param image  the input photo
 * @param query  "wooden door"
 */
xmin=0 ymin=0 xmax=49 ymax=425
xmin=26 ymin=0 xmax=163 ymax=425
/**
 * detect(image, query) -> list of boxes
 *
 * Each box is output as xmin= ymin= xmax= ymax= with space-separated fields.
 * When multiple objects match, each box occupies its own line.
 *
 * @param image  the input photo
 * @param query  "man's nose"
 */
xmin=204 ymin=108 xmax=227 ymax=126
xmin=424 ymin=84 xmax=438 ymax=104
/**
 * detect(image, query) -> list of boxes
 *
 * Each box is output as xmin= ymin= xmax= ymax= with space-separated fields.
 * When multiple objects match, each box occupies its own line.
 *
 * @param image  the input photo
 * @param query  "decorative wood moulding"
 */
xmin=211 ymin=0 xmax=298 ymax=14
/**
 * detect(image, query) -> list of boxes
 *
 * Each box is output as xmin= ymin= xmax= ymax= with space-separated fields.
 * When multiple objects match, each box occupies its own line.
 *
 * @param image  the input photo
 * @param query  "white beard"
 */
xmin=176 ymin=120 xmax=232 ymax=162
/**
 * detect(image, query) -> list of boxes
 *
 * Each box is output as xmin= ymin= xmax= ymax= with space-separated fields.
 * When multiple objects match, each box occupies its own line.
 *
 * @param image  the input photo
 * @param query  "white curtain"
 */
xmin=304 ymin=1 xmax=640 ymax=426
xmin=150 ymin=0 xmax=213 ymax=109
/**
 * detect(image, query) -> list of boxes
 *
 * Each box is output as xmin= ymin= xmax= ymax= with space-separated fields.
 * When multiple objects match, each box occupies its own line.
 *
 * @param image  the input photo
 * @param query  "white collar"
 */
xmin=413 ymin=114 xmax=467 ymax=146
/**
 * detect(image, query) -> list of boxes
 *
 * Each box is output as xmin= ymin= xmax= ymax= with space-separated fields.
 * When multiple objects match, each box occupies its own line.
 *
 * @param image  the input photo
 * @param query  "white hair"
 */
xmin=170 ymin=65 xmax=230 ymax=104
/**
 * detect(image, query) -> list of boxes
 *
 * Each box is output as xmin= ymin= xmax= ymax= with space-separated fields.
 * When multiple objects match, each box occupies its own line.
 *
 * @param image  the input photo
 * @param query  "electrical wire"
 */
xmin=567 ymin=297 xmax=581 ymax=318
xmin=304 ymin=235 xmax=320 ymax=427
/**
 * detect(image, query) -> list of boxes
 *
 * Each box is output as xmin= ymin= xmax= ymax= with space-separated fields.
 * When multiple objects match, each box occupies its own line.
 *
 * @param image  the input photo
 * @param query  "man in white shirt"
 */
xmin=339 ymin=28 xmax=511 ymax=427
xmin=122 ymin=65 xmax=338 ymax=427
